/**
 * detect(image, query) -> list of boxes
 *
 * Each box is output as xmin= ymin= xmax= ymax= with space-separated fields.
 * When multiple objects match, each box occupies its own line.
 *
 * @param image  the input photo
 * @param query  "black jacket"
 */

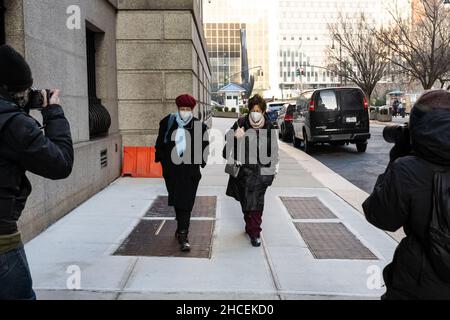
xmin=155 ymin=115 xmax=209 ymax=212
xmin=363 ymin=109 xmax=450 ymax=300
xmin=223 ymin=115 xmax=279 ymax=212
xmin=0 ymin=95 xmax=74 ymax=236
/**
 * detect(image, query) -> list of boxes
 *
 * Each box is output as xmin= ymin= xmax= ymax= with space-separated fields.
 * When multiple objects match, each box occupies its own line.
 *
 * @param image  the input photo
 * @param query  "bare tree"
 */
xmin=377 ymin=0 xmax=450 ymax=90
xmin=438 ymin=71 xmax=450 ymax=90
xmin=327 ymin=13 xmax=389 ymax=102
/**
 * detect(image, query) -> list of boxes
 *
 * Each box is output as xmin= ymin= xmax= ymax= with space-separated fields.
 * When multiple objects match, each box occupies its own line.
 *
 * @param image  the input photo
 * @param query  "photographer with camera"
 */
xmin=0 ymin=45 xmax=74 ymax=300
xmin=363 ymin=90 xmax=450 ymax=300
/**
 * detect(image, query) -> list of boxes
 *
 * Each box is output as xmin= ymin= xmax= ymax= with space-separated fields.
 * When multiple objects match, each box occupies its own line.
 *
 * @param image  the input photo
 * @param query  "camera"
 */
xmin=383 ymin=124 xmax=410 ymax=144
xmin=27 ymin=88 xmax=54 ymax=110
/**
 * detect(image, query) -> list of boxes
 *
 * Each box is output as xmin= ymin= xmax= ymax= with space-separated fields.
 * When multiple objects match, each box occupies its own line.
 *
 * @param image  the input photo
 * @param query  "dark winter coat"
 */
xmin=0 ymin=95 xmax=74 ymax=236
xmin=223 ymin=115 xmax=279 ymax=212
xmin=155 ymin=115 xmax=209 ymax=212
xmin=363 ymin=108 xmax=450 ymax=300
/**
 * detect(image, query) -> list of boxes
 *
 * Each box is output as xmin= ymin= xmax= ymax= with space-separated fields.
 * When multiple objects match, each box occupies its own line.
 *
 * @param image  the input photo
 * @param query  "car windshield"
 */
xmin=286 ymin=105 xmax=295 ymax=115
xmin=340 ymin=89 xmax=365 ymax=111
xmin=316 ymin=90 xmax=338 ymax=112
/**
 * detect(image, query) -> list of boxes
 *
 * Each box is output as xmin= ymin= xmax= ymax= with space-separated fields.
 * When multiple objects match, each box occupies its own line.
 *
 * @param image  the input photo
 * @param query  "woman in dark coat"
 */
xmin=223 ymin=94 xmax=279 ymax=247
xmin=363 ymin=90 xmax=450 ymax=300
xmin=155 ymin=94 xmax=209 ymax=252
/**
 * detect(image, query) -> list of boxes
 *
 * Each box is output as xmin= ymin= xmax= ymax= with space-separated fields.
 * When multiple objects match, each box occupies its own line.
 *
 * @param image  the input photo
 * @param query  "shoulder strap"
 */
xmin=164 ymin=113 xmax=176 ymax=143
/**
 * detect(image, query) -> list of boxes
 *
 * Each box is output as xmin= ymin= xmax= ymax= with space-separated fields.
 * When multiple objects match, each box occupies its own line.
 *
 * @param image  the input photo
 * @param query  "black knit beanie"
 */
xmin=0 ymin=45 xmax=33 ymax=92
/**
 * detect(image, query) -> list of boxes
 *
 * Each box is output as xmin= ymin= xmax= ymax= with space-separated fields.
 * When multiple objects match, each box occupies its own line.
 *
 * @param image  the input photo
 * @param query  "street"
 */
xmin=308 ymin=125 xmax=390 ymax=194
xmin=289 ymin=117 xmax=409 ymax=194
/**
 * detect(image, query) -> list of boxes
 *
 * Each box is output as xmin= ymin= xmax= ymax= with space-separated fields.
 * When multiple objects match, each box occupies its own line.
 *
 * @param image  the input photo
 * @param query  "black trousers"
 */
xmin=175 ymin=208 xmax=191 ymax=232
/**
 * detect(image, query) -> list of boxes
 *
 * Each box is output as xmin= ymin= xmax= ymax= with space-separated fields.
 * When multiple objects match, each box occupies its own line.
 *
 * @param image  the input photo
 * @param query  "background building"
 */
xmin=1 ymin=0 xmax=211 ymax=242
xmin=203 ymin=0 xmax=277 ymax=98
xmin=276 ymin=0 xmax=401 ymax=98
xmin=276 ymin=0 xmax=413 ymax=99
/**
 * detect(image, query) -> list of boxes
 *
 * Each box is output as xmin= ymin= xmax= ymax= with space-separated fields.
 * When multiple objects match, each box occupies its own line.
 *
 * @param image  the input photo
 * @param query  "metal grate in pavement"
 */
xmin=114 ymin=220 xmax=214 ymax=259
xmin=145 ymin=196 xmax=217 ymax=218
xmin=294 ymin=222 xmax=377 ymax=260
xmin=280 ymin=197 xmax=337 ymax=219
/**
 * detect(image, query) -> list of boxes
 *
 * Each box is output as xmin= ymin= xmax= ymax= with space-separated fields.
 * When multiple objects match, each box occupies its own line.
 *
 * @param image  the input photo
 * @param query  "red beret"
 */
xmin=176 ymin=94 xmax=197 ymax=109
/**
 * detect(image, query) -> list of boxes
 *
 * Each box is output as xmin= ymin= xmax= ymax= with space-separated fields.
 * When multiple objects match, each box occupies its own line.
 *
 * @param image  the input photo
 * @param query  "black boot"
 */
xmin=250 ymin=236 xmax=262 ymax=247
xmin=176 ymin=230 xmax=191 ymax=252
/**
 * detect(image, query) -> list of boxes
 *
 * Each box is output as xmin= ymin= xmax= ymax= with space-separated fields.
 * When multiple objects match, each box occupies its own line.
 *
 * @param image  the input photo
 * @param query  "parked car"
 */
xmin=266 ymin=102 xmax=286 ymax=127
xmin=276 ymin=103 xmax=296 ymax=141
xmin=292 ymin=87 xmax=371 ymax=153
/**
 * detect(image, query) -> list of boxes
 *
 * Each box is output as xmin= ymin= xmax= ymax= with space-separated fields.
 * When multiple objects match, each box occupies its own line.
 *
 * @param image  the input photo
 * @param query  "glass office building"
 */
xmin=203 ymin=0 xmax=276 ymax=97
xmin=204 ymin=22 xmax=245 ymax=93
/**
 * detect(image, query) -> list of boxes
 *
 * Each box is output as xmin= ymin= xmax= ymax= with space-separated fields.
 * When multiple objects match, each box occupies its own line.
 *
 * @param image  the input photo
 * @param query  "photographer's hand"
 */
xmin=41 ymin=89 xmax=61 ymax=108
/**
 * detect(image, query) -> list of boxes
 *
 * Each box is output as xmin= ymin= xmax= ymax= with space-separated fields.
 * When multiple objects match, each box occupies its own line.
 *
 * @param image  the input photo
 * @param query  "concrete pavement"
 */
xmin=25 ymin=118 xmax=398 ymax=300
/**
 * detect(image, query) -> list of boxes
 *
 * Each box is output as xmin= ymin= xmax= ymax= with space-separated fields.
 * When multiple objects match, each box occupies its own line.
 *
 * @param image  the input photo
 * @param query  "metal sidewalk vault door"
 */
xmin=115 ymin=196 xmax=217 ymax=259
xmin=295 ymin=222 xmax=378 ymax=260
xmin=280 ymin=197 xmax=337 ymax=219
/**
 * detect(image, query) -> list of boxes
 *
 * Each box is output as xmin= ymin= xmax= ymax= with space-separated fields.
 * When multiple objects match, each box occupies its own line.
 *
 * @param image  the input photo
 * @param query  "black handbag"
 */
xmin=225 ymin=161 xmax=241 ymax=178
xmin=225 ymin=123 xmax=244 ymax=178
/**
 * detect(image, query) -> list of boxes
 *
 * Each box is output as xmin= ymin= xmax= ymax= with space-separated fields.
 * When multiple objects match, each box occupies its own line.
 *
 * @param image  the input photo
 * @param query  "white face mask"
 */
xmin=250 ymin=112 xmax=263 ymax=123
xmin=179 ymin=111 xmax=193 ymax=122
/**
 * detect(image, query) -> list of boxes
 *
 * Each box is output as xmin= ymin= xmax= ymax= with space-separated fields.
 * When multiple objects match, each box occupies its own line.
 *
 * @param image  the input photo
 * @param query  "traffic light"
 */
xmin=296 ymin=68 xmax=305 ymax=77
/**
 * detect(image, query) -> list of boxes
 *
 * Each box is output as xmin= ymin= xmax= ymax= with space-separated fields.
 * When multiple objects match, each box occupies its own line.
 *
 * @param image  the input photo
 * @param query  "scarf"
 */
xmin=174 ymin=112 xmax=192 ymax=156
xmin=249 ymin=114 xmax=266 ymax=129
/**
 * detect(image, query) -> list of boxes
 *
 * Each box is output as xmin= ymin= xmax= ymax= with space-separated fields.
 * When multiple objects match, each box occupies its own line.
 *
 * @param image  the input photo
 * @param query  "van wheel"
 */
xmin=303 ymin=131 xmax=314 ymax=153
xmin=356 ymin=142 xmax=368 ymax=153
xmin=293 ymin=133 xmax=302 ymax=148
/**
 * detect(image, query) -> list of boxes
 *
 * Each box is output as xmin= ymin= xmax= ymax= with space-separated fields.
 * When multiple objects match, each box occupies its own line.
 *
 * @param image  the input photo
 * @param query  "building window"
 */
xmin=86 ymin=24 xmax=111 ymax=139
xmin=0 ymin=0 xmax=5 ymax=45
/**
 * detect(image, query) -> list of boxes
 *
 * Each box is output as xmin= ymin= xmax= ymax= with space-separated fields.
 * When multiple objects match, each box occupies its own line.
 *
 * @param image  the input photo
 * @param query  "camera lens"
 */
xmin=383 ymin=125 xmax=402 ymax=144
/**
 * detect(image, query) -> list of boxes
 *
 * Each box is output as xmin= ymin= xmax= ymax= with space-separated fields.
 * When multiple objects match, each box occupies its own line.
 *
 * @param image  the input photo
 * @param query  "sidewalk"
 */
xmin=25 ymin=118 xmax=398 ymax=300
xmin=370 ymin=115 xmax=410 ymax=127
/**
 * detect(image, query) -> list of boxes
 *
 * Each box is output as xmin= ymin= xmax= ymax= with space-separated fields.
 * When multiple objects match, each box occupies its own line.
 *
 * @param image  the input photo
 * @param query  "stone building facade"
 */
xmin=117 ymin=0 xmax=213 ymax=146
xmin=0 ymin=0 xmax=211 ymax=241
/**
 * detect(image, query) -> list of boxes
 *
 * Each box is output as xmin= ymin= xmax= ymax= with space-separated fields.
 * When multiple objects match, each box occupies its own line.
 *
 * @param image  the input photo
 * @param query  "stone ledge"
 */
xmin=118 ymin=0 xmax=194 ymax=10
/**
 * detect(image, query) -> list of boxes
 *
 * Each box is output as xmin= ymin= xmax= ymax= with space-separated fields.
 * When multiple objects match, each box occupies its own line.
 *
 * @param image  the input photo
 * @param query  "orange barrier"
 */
xmin=122 ymin=146 xmax=163 ymax=178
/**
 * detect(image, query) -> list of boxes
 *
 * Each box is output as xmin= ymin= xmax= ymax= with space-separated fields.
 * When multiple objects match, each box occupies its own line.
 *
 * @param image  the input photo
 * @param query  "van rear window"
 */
xmin=316 ymin=90 xmax=338 ymax=112
xmin=341 ymin=90 xmax=364 ymax=110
